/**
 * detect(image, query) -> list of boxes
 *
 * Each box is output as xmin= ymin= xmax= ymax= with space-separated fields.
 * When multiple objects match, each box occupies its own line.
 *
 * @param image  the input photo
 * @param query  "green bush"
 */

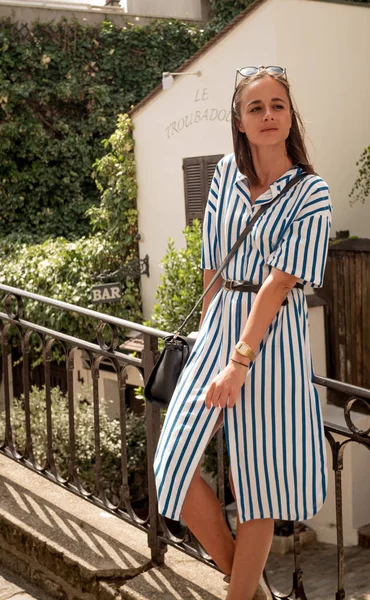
xmin=88 ymin=113 xmax=138 ymax=248
xmin=0 ymin=113 xmax=142 ymax=344
xmin=9 ymin=385 xmax=148 ymax=503
xmin=0 ymin=233 xmax=142 ymax=341
xmin=151 ymin=220 xmax=203 ymax=335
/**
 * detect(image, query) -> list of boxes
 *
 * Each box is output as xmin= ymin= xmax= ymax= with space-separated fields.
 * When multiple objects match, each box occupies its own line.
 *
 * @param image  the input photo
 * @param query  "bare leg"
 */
xmin=228 ymin=468 xmax=273 ymax=600
xmin=181 ymin=413 xmax=235 ymax=575
xmin=227 ymin=518 xmax=274 ymax=600
xmin=181 ymin=423 xmax=273 ymax=598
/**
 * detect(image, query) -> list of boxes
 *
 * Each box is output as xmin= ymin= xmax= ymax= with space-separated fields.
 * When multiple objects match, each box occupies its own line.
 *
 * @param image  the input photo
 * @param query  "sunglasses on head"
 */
xmin=234 ymin=65 xmax=286 ymax=88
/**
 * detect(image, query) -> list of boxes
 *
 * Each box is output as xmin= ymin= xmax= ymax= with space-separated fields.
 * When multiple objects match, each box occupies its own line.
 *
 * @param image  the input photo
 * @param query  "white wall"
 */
xmin=274 ymin=0 xmax=370 ymax=239
xmin=0 ymin=0 xmax=182 ymax=26
xmin=126 ymin=0 xmax=203 ymax=20
xmin=133 ymin=0 xmax=370 ymax=319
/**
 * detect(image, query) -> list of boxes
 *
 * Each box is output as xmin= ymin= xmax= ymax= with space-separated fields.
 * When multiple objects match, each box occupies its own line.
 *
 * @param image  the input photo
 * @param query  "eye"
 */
xmin=250 ymin=106 xmax=261 ymax=112
xmin=273 ymin=104 xmax=285 ymax=110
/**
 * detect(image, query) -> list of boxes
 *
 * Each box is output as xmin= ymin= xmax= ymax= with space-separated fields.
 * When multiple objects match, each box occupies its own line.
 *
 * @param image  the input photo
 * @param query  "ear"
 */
xmin=237 ymin=120 xmax=245 ymax=133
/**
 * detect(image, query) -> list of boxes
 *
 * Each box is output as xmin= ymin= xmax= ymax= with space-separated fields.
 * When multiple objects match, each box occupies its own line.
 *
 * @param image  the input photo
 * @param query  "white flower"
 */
xmin=41 ymin=54 xmax=51 ymax=67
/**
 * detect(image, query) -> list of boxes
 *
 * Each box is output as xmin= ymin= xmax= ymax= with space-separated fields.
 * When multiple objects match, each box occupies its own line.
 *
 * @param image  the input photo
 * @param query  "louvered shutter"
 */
xmin=183 ymin=154 xmax=223 ymax=226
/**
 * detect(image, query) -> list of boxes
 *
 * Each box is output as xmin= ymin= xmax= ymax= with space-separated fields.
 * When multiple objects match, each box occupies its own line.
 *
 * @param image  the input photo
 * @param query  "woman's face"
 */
xmin=237 ymin=76 xmax=292 ymax=148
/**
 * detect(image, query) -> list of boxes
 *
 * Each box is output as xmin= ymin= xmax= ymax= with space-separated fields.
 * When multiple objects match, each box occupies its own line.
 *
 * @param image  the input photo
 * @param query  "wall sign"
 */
xmin=165 ymin=87 xmax=231 ymax=139
xmin=91 ymin=282 xmax=122 ymax=304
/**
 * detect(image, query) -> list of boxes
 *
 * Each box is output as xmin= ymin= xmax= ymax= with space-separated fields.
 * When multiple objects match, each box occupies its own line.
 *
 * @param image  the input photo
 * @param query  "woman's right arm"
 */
xmin=199 ymin=269 xmax=223 ymax=328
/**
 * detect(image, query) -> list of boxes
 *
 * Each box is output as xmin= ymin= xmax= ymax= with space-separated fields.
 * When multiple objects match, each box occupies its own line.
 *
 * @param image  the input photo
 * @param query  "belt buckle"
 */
xmin=224 ymin=280 xmax=234 ymax=291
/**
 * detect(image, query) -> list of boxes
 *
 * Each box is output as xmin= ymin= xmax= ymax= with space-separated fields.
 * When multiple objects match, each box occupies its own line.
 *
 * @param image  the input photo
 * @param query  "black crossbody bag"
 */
xmin=144 ymin=173 xmax=305 ymax=409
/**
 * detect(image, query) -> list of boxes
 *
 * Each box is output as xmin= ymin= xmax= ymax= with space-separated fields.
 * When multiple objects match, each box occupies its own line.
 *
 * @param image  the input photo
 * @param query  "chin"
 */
xmin=256 ymin=134 xmax=285 ymax=146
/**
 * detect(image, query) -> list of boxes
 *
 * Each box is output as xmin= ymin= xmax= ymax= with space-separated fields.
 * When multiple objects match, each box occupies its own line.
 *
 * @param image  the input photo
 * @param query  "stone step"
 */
xmin=0 ymin=454 xmax=272 ymax=600
xmin=0 ymin=453 xmax=152 ymax=599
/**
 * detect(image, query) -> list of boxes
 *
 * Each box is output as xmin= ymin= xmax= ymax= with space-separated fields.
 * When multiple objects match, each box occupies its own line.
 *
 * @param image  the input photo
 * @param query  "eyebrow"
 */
xmin=247 ymin=97 xmax=287 ymax=107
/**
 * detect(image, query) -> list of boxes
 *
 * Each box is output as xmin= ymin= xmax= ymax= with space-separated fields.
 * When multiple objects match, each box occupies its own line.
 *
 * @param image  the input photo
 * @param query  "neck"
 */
xmin=249 ymin=144 xmax=293 ymax=187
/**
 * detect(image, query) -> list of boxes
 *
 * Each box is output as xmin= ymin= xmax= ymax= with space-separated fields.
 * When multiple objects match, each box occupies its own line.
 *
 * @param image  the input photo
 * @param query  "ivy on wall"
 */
xmin=205 ymin=0 xmax=256 ymax=38
xmin=0 ymin=18 xmax=203 ymax=241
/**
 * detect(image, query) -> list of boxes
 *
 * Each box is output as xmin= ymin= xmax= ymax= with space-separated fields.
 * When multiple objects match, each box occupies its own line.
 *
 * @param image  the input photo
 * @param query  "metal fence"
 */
xmin=0 ymin=283 xmax=369 ymax=600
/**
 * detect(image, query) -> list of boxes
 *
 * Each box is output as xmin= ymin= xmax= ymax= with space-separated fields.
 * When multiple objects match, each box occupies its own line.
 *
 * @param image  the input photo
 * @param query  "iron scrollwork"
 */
xmin=96 ymin=254 xmax=150 ymax=282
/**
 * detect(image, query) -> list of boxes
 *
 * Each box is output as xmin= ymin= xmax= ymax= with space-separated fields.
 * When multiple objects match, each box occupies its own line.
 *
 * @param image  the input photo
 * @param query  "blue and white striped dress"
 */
xmin=154 ymin=154 xmax=332 ymax=523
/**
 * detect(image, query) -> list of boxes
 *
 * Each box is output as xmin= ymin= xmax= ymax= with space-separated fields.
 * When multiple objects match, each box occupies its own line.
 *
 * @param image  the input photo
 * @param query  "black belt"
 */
xmin=223 ymin=280 xmax=304 ymax=306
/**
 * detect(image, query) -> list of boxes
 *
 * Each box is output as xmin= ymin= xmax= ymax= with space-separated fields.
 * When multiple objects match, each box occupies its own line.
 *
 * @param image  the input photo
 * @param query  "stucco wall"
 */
xmin=126 ymin=0 xmax=203 ymax=20
xmin=0 ymin=0 xmax=202 ymax=26
xmin=0 ymin=2 xmax=160 ymax=26
xmin=274 ymin=0 xmax=370 ymax=239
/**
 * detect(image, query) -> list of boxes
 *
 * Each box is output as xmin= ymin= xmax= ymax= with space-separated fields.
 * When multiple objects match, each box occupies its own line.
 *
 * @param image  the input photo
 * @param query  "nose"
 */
xmin=263 ymin=107 xmax=275 ymax=120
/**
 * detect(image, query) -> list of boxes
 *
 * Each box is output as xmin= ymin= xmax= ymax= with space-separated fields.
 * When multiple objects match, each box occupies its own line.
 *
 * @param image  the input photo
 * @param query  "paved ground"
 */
xmin=0 ymin=567 xmax=46 ymax=600
xmin=266 ymin=542 xmax=370 ymax=600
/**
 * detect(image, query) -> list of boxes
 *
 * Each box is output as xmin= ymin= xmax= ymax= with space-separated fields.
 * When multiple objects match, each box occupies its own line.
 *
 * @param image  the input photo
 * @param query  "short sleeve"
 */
xmin=201 ymin=162 xmax=222 ymax=270
xmin=266 ymin=179 xmax=332 ymax=287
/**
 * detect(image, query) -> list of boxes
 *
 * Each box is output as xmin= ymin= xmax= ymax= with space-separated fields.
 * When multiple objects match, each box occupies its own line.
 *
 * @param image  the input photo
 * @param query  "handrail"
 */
xmin=0 ymin=283 xmax=171 ymax=339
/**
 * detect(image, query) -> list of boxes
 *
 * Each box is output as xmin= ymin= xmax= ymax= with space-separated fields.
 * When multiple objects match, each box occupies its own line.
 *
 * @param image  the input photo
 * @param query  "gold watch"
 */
xmin=235 ymin=341 xmax=256 ymax=362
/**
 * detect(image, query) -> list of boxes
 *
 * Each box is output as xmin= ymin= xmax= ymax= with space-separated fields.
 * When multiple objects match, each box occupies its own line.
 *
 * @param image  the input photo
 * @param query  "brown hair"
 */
xmin=231 ymin=71 xmax=315 ymax=186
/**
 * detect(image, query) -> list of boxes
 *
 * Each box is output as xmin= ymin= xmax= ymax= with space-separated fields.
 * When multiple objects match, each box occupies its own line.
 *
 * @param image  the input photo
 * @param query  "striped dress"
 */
xmin=154 ymin=154 xmax=332 ymax=523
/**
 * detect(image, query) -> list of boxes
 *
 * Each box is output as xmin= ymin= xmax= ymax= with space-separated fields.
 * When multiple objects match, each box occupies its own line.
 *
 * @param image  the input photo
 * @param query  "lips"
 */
xmin=261 ymin=128 xmax=278 ymax=132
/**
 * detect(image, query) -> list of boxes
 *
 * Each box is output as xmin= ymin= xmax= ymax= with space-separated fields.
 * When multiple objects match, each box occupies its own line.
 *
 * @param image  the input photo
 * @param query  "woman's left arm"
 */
xmin=204 ymin=267 xmax=298 ymax=409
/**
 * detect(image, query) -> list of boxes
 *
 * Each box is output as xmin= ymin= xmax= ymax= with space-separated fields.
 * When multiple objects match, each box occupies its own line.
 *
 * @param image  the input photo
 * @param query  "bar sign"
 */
xmin=91 ymin=282 xmax=122 ymax=304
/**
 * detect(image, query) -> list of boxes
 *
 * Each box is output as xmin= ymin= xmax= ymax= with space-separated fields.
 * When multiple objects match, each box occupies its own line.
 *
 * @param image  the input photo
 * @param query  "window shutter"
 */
xmin=183 ymin=154 xmax=223 ymax=226
xmin=183 ymin=157 xmax=203 ymax=226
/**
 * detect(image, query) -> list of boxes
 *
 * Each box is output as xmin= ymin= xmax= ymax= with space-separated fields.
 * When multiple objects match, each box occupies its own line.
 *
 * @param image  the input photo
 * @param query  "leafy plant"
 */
xmin=0 ymin=233 xmax=142 ymax=342
xmin=0 ymin=110 xmax=143 ymax=347
xmin=8 ymin=384 xmax=148 ymax=503
xmin=151 ymin=220 xmax=203 ymax=335
xmin=0 ymin=18 xmax=203 ymax=241
xmin=88 ymin=114 xmax=138 ymax=248
xmin=204 ymin=0 xmax=256 ymax=39
xmin=349 ymin=146 xmax=370 ymax=206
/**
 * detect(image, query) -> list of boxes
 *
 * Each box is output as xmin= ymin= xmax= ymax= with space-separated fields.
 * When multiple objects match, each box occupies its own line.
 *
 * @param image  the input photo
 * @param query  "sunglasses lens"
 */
xmin=266 ymin=66 xmax=285 ymax=75
xmin=238 ymin=67 xmax=258 ymax=78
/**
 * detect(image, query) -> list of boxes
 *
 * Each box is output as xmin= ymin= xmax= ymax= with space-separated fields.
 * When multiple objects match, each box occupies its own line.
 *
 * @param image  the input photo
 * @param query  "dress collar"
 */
xmin=235 ymin=165 xmax=303 ymax=206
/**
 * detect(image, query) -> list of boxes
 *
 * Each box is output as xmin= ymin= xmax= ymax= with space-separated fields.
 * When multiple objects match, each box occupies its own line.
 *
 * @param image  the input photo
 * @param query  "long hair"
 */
xmin=231 ymin=71 xmax=315 ymax=186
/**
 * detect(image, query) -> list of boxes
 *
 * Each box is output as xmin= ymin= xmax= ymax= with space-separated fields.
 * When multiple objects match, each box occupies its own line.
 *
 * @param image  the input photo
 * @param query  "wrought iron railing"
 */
xmin=0 ymin=283 xmax=369 ymax=599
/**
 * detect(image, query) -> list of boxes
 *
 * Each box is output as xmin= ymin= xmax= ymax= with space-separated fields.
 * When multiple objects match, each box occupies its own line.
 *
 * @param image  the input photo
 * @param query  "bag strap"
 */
xmin=175 ymin=172 xmax=306 ymax=336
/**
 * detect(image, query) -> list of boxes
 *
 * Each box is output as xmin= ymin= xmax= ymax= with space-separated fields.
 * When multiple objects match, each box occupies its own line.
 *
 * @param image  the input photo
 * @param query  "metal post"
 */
xmin=143 ymin=334 xmax=167 ymax=565
xmin=334 ymin=447 xmax=346 ymax=600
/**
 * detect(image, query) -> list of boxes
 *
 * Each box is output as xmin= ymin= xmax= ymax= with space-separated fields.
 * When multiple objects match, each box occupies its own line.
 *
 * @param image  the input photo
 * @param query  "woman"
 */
xmin=154 ymin=66 xmax=332 ymax=600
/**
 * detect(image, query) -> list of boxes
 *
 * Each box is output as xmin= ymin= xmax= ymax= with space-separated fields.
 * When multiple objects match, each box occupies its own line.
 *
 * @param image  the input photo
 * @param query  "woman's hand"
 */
xmin=205 ymin=362 xmax=248 ymax=410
